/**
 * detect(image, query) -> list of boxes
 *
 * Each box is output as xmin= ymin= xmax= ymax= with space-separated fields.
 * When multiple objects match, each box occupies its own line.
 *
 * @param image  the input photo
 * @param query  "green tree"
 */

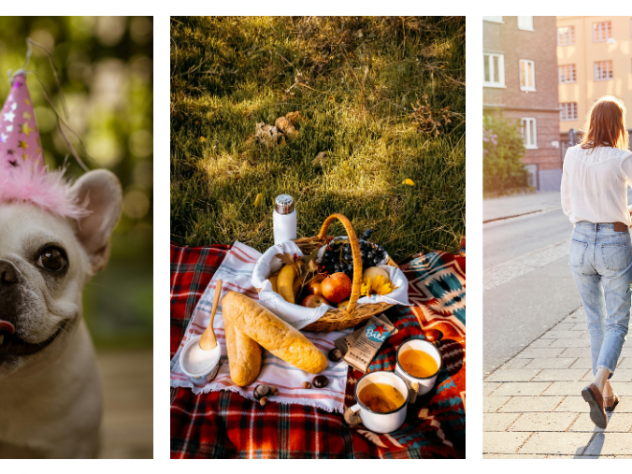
xmin=483 ymin=114 xmax=529 ymax=193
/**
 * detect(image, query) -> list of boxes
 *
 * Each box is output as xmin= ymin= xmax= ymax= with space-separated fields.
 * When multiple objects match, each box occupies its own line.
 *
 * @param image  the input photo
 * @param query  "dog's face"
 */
xmin=0 ymin=170 xmax=122 ymax=379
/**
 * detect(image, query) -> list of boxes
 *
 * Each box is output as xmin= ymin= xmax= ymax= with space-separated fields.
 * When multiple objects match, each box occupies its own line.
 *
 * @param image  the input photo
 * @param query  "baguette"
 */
xmin=223 ymin=309 xmax=262 ymax=386
xmin=222 ymin=291 xmax=328 ymax=374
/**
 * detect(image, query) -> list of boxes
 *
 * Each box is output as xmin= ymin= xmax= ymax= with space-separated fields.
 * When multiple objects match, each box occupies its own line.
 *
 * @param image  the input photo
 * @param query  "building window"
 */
xmin=560 ymin=103 xmax=578 ymax=121
xmin=558 ymin=26 xmax=575 ymax=46
xmin=520 ymin=60 xmax=536 ymax=91
xmin=521 ymin=118 xmax=537 ymax=149
xmin=559 ymin=64 xmax=577 ymax=83
xmin=483 ymin=53 xmax=505 ymax=87
xmin=593 ymin=21 xmax=612 ymax=42
xmin=518 ymin=16 xmax=534 ymax=31
xmin=594 ymin=60 xmax=614 ymax=81
xmin=483 ymin=16 xmax=503 ymax=23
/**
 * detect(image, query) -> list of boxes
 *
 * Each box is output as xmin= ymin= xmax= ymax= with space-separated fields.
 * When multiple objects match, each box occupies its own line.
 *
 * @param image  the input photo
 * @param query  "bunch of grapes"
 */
xmin=318 ymin=229 xmax=387 ymax=278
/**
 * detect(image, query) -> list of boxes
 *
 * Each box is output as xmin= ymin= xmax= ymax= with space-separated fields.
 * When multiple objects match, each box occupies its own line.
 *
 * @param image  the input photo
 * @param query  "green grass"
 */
xmin=170 ymin=16 xmax=465 ymax=261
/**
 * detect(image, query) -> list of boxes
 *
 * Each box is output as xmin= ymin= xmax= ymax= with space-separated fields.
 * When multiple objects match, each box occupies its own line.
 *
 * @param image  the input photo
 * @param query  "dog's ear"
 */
xmin=70 ymin=170 xmax=123 ymax=274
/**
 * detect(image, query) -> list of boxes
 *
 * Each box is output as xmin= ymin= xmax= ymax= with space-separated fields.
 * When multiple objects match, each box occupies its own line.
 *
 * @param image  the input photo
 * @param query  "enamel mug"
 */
xmin=348 ymin=371 xmax=409 ymax=434
xmin=395 ymin=338 xmax=443 ymax=396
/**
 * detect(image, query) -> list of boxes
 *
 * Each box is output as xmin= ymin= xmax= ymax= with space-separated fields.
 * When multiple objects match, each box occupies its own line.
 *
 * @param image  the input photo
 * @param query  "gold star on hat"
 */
xmin=20 ymin=123 xmax=33 ymax=136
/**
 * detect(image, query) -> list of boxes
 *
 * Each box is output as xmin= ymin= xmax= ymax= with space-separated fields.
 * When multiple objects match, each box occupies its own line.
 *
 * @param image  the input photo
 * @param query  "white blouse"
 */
xmin=561 ymin=145 xmax=632 ymax=225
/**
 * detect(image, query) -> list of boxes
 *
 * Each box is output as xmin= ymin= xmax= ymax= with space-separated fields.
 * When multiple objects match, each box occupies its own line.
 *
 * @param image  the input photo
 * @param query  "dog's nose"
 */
xmin=0 ymin=260 xmax=18 ymax=285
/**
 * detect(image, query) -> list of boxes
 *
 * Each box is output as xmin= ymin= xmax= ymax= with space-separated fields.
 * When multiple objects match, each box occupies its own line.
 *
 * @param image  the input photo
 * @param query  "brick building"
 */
xmin=483 ymin=16 xmax=562 ymax=191
xmin=557 ymin=16 xmax=632 ymax=151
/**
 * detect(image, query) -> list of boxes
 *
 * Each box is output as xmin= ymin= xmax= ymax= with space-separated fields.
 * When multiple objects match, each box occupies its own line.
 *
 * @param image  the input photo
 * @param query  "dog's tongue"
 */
xmin=0 ymin=320 xmax=15 ymax=335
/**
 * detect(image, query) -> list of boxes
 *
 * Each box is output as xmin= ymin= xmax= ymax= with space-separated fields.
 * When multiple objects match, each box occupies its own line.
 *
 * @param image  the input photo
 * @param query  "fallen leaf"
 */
xmin=357 ymin=430 xmax=388 ymax=448
xmin=275 ymin=252 xmax=297 ymax=266
xmin=254 ymin=193 xmax=262 ymax=208
xmin=199 ymin=137 xmax=207 ymax=143
xmin=402 ymin=179 xmax=415 ymax=186
xmin=308 ymin=248 xmax=320 ymax=261
xmin=285 ymin=111 xmax=305 ymax=125
xmin=312 ymin=151 xmax=328 ymax=168
xmin=294 ymin=71 xmax=307 ymax=85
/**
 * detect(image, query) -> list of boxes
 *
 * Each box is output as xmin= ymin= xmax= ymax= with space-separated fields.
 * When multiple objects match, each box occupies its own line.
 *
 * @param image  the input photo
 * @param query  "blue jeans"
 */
xmin=569 ymin=222 xmax=632 ymax=378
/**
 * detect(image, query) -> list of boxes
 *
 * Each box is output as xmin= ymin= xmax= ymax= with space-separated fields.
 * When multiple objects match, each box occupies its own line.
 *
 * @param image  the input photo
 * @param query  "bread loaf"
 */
xmin=222 ymin=291 xmax=328 ymax=374
xmin=224 ymin=309 xmax=262 ymax=386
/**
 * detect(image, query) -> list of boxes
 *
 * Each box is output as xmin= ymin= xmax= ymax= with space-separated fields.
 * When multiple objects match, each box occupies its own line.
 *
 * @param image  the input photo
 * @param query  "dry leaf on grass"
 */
xmin=285 ymin=111 xmax=305 ymax=125
xmin=312 ymin=151 xmax=328 ymax=168
xmin=409 ymin=94 xmax=451 ymax=136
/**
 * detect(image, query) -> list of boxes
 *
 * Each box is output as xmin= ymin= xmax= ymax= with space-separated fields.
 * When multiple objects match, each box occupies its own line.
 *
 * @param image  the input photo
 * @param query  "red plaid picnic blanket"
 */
xmin=170 ymin=243 xmax=465 ymax=459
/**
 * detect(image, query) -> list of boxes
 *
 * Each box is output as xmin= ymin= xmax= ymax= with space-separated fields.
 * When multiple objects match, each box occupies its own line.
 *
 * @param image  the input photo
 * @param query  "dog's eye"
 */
xmin=38 ymin=247 xmax=67 ymax=272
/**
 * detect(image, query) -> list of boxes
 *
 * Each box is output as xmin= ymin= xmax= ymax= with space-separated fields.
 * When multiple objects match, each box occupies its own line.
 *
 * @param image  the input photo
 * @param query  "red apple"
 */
xmin=321 ymin=272 xmax=352 ymax=304
xmin=307 ymin=274 xmax=326 ymax=296
xmin=301 ymin=294 xmax=331 ymax=308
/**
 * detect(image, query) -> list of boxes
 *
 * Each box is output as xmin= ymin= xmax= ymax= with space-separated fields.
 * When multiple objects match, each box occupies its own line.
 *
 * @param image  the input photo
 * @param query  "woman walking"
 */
xmin=561 ymin=96 xmax=632 ymax=429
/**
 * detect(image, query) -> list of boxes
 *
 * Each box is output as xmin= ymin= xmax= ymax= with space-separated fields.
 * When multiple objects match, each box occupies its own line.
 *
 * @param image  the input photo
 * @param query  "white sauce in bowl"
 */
xmin=181 ymin=336 xmax=221 ymax=376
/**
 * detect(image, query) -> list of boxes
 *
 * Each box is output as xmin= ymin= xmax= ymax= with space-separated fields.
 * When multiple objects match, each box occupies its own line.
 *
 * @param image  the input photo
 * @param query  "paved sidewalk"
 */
xmin=484 ymin=192 xmax=561 ymax=222
xmin=484 ymin=307 xmax=632 ymax=459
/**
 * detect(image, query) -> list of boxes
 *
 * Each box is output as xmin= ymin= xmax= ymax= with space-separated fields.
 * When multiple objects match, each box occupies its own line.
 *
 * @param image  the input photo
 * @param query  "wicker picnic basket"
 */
xmin=291 ymin=213 xmax=398 ymax=332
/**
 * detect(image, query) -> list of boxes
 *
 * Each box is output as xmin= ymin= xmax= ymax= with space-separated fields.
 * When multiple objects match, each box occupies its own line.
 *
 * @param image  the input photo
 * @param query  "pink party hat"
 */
xmin=0 ymin=71 xmax=87 ymax=219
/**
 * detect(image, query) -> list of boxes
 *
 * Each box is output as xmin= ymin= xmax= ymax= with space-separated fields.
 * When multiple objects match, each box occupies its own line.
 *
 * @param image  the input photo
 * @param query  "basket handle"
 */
xmin=318 ymin=214 xmax=362 ymax=314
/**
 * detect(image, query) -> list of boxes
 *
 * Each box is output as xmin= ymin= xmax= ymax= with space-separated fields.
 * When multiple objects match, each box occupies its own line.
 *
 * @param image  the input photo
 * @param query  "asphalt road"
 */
xmin=483 ymin=208 xmax=571 ymax=271
xmin=483 ymin=189 xmax=632 ymax=374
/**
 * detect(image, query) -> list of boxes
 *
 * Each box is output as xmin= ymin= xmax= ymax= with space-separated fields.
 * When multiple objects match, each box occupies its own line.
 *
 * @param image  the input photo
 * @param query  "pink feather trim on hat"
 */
xmin=0 ymin=164 xmax=88 ymax=219
xmin=0 ymin=71 xmax=88 ymax=219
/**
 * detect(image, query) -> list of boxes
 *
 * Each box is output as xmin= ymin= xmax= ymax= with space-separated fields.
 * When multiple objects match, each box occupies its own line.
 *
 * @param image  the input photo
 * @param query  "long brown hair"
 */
xmin=580 ymin=96 xmax=629 ymax=150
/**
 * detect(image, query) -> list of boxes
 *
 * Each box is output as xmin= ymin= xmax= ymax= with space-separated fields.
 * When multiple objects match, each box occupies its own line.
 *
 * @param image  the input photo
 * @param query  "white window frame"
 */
xmin=521 ymin=118 xmax=538 ymax=149
xmin=558 ymin=26 xmax=575 ymax=46
xmin=593 ymin=21 xmax=612 ymax=43
xmin=594 ymin=60 xmax=614 ymax=81
xmin=558 ymin=64 xmax=577 ymax=83
xmin=560 ymin=103 xmax=578 ymax=121
xmin=517 ymin=16 xmax=534 ymax=31
xmin=519 ymin=59 xmax=536 ymax=91
xmin=483 ymin=16 xmax=503 ymax=23
xmin=483 ymin=52 xmax=505 ymax=88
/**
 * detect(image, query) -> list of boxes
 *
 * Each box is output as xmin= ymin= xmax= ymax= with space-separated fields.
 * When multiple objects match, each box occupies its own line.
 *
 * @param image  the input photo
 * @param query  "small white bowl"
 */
xmin=180 ymin=335 xmax=221 ymax=381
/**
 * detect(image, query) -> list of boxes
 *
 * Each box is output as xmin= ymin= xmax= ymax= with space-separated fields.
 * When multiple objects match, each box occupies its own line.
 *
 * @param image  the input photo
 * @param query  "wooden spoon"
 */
xmin=199 ymin=280 xmax=222 ymax=351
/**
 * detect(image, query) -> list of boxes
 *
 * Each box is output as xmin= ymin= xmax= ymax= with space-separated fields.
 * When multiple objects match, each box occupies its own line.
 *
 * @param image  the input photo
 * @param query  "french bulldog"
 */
xmin=0 ymin=169 xmax=122 ymax=458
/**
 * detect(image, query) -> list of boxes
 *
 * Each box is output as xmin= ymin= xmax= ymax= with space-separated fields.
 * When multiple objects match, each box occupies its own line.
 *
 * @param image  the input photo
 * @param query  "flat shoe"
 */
xmin=604 ymin=393 xmax=620 ymax=412
xmin=581 ymin=384 xmax=608 ymax=429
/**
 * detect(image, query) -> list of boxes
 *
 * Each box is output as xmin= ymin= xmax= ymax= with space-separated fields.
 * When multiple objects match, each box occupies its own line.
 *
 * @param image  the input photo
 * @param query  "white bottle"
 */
xmin=273 ymin=194 xmax=297 ymax=245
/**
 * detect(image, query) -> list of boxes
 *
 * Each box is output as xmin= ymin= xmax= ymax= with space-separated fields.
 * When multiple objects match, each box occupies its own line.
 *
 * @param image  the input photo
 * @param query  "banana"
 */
xmin=293 ymin=275 xmax=303 ymax=299
xmin=277 ymin=264 xmax=297 ymax=304
xmin=337 ymin=299 xmax=350 ymax=309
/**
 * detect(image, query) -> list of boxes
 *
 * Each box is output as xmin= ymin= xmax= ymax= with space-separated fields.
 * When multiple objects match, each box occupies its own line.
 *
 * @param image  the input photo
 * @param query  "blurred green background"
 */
xmin=0 ymin=17 xmax=153 ymax=350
